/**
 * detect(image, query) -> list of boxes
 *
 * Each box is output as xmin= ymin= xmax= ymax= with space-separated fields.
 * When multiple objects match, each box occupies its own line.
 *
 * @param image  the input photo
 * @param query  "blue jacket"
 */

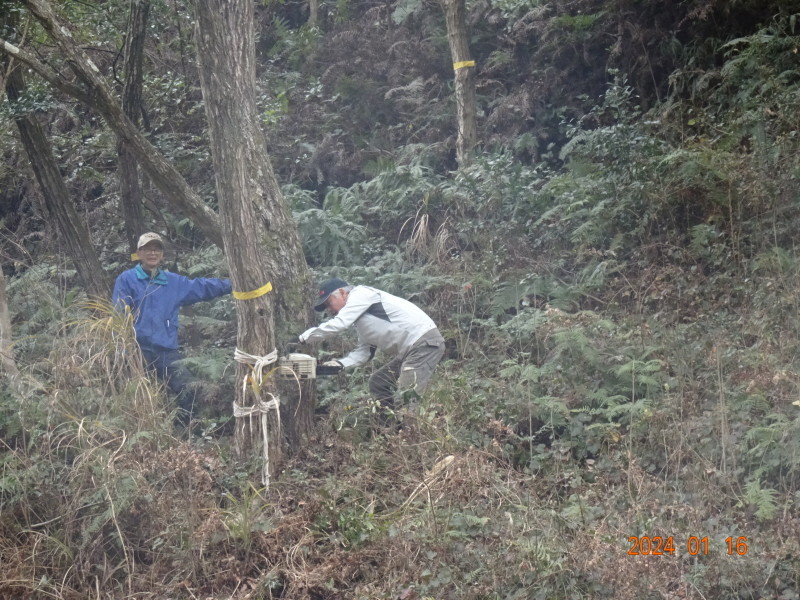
xmin=112 ymin=264 xmax=232 ymax=351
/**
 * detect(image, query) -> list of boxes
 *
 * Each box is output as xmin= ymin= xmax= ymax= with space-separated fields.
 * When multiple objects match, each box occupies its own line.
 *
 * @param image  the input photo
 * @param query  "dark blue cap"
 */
xmin=313 ymin=278 xmax=349 ymax=311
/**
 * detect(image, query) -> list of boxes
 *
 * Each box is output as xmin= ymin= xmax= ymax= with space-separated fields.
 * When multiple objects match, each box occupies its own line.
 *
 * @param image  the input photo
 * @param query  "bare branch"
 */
xmin=23 ymin=0 xmax=108 ymax=88
xmin=0 ymin=35 xmax=90 ymax=102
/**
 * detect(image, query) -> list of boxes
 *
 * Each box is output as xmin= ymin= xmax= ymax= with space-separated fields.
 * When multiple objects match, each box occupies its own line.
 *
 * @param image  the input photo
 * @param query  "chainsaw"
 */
xmin=276 ymin=353 xmax=342 ymax=379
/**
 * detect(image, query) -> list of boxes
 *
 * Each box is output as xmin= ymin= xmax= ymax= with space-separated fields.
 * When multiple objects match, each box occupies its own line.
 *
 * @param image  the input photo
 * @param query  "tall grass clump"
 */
xmin=0 ymin=274 xmax=221 ymax=597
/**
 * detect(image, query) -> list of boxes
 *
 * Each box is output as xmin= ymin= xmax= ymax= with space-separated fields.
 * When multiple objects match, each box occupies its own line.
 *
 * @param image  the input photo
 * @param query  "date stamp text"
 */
xmin=627 ymin=536 xmax=749 ymax=556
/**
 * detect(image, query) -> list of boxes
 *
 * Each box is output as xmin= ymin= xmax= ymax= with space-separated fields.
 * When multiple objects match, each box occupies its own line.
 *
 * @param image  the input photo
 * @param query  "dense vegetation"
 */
xmin=1 ymin=0 xmax=800 ymax=598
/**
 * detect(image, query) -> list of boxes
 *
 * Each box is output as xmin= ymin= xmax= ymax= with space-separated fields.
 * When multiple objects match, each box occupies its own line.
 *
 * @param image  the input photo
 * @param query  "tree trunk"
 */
xmin=193 ymin=0 xmax=313 ymax=479
xmin=118 ymin=0 xmax=150 ymax=257
xmin=442 ymin=0 xmax=477 ymax=168
xmin=0 ymin=267 xmax=19 ymax=378
xmin=1 ymin=0 xmax=223 ymax=248
xmin=4 ymin=62 xmax=111 ymax=298
xmin=308 ymin=0 xmax=318 ymax=27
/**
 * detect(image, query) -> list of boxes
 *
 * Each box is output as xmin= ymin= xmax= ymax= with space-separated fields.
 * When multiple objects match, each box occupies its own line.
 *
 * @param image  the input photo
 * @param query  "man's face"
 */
xmin=325 ymin=288 xmax=347 ymax=316
xmin=139 ymin=242 xmax=164 ymax=270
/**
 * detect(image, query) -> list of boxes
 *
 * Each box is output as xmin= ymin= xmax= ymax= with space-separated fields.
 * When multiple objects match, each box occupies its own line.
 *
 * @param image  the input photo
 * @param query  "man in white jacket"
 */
xmin=295 ymin=278 xmax=445 ymax=406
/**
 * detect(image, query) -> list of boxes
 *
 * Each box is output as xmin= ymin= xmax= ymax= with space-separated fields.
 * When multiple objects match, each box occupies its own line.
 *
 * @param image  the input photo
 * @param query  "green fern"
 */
xmin=743 ymin=478 xmax=778 ymax=521
xmin=603 ymin=397 xmax=653 ymax=421
xmin=176 ymin=349 xmax=234 ymax=381
xmin=529 ymin=395 xmax=571 ymax=426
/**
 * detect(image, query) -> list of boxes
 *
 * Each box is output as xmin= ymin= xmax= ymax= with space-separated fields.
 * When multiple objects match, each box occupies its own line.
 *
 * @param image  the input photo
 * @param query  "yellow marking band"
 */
xmin=131 ymin=253 xmax=139 ymax=261
xmin=453 ymin=60 xmax=476 ymax=71
xmin=233 ymin=281 xmax=273 ymax=300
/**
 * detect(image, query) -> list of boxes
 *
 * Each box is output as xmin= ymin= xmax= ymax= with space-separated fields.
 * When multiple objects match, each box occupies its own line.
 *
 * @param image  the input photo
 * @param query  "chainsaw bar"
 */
xmin=316 ymin=365 xmax=343 ymax=376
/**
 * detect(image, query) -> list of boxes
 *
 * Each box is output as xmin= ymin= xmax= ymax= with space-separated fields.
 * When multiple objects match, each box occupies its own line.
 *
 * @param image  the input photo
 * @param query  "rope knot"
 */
xmin=232 ymin=347 xmax=281 ymax=488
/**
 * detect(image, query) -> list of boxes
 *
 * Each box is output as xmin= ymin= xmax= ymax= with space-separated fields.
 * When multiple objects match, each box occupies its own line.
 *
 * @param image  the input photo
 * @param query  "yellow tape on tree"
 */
xmin=131 ymin=253 xmax=139 ymax=261
xmin=453 ymin=60 xmax=476 ymax=71
xmin=233 ymin=281 xmax=273 ymax=300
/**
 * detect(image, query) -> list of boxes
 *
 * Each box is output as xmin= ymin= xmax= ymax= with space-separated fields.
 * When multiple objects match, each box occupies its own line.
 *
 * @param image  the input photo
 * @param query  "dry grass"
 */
xmin=402 ymin=206 xmax=457 ymax=265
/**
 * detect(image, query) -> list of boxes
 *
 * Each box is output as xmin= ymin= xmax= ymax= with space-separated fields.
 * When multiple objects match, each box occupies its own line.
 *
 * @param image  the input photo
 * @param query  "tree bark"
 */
xmin=442 ymin=0 xmax=477 ymax=168
xmin=193 ymin=0 xmax=313 ymax=475
xmin=3 ymin=59 xmax=111 ymax=298
xmin=308 ymin=0 xmax=319 ymax=27
xmin=0 ymin=0 xmax=223 ymax=248
xmin=0 ymin=267 xmax=19 ymax=378
xmin=118 ymin=0 xmax=150 ymax=257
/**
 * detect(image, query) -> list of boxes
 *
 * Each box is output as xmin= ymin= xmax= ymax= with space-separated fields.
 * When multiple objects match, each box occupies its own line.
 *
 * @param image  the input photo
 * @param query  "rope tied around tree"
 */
xmin=233 ymin=347 xmax=281 ymax=488
xmin=234 ymin=347 xmax=278 ymax=385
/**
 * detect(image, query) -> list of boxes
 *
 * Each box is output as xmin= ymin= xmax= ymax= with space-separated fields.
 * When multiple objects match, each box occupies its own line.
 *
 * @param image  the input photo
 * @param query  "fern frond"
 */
xmin=744 ymin=479 xmax=778 ymax=521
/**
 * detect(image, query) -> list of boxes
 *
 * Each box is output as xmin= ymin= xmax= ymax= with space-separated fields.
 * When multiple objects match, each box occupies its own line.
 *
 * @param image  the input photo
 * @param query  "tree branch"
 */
xmin=0 ymin=36 xmax=90 ymax=103
xmin=3 ymin=0 xmax=225 ymax=248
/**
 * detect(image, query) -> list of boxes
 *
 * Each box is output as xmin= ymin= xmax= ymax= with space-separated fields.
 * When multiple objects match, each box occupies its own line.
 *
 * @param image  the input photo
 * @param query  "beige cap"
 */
xmin=136 ymin=232 xmax=164 ymax=250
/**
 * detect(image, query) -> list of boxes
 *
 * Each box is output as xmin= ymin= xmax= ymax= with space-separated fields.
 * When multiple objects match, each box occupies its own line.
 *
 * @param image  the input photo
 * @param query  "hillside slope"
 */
xmin=1 ymin=1 xmax=800 ymax=598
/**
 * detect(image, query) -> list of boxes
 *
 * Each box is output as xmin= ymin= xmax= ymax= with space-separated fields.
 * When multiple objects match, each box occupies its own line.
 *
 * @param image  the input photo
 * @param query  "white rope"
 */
xmin=232 ymin=396 xmax=280 ymax=488
xmin=234 ymin=347 xmax=278 ymax=386
xmin=233 ymin=347 xmax=281 ymax=488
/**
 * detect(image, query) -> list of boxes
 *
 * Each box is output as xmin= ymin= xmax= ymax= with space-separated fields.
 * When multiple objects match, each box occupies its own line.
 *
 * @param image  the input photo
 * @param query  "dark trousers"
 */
xmin=369 ymin=328 xmax=445 ymax=406
xmin=140 ymin=347 xmax=197 ymax=415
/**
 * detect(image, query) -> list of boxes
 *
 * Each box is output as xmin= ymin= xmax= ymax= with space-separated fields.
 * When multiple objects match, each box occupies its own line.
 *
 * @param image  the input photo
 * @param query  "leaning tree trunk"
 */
xmin=441 ymin=0 xmax=477 ymax=168
xmin=0 ymin=0 xmax=223 ymax=248
xmin=193 ymin=0 xmax=313 ymax=480
xmin=117 ymin=0 xmax=150 ymax=258
xmin=3 ymin=58 xmax=111 ymax=298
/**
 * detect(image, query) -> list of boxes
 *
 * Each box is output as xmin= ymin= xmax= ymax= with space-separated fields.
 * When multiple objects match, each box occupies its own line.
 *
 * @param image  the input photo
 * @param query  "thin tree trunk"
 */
xmin=442 ymin=0 xmax=477 ymax=168
xmin=308 ymin=0 xmax=318 ymax=27
xmin=0 ymin=267 xmax=19 ymax=378
xmin=193 ymin=0 xmax=313 ymax=476
xmin=4 ymin=63 xmax=111 ymax=298
xmin=0 ymin=0 xmax=223 ymax=248
xmin=118 ymin=0 xmax=150 ymax=257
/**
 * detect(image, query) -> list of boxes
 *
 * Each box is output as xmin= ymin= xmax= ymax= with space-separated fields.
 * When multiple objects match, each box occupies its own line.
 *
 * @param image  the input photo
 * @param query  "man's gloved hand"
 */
xmin=319 ymin=359 xmax=343 ymax=374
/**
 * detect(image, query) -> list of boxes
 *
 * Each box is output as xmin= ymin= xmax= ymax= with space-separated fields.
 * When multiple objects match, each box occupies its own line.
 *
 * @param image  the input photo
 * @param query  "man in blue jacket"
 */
xmin=112 ymin=232 xmax=232 ymax=417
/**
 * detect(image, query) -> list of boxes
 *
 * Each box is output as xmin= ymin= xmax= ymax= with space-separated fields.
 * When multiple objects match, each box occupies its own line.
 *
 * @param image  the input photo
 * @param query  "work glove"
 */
xmin=319 ymin=359 xmax=344 ymax=374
